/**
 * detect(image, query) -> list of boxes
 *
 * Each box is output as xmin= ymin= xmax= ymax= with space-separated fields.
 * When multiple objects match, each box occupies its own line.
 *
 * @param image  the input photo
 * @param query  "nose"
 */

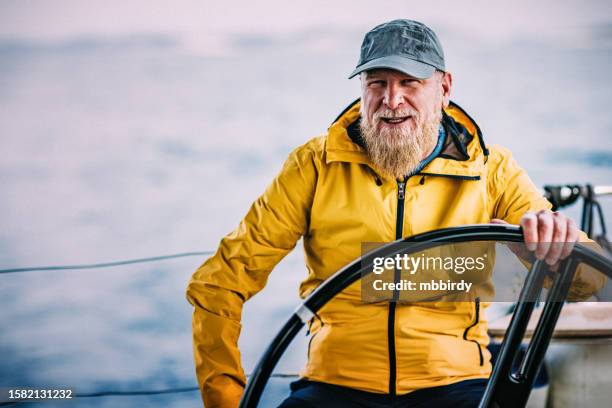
xmin=383 ymin=83 xmax=404 ymax=110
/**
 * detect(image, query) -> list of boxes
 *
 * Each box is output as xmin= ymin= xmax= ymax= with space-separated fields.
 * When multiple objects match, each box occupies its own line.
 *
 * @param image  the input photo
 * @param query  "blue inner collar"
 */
xmin=406 ymin=123 xmax=445 ymax=177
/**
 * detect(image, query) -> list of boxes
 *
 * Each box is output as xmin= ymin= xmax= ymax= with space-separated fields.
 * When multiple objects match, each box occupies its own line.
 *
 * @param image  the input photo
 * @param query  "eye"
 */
xmin=367 ymin=80 xmax=386 ymax=87
xmin=401 ymin=78 xmax=419 ymax=86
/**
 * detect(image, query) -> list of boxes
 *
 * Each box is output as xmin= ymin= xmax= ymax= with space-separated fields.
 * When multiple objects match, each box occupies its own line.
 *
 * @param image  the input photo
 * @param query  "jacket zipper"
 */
xmin=463 ymin=297 xmax=484 ymax=366
xmin=388 ymin=179 xmax=406 ymax=396
xmin=385 ymin=172 xmax=481 ymax=395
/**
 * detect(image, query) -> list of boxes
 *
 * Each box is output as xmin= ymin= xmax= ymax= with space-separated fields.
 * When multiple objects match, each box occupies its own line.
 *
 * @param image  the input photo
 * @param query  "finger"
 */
xmin=490 ymin=218 xmax=508 ymax=225
xmin=492 ymin=218 xmax=524 ymax=255
xmin=521 ymin=212 xmax=538 ymax=252
xmin=560 ymin=217 xmax=579 ymax=259
xmin=535 ymin=210 xmax=553 ymax=260
xmin=545 ymin=212 xmax=566 ymax=265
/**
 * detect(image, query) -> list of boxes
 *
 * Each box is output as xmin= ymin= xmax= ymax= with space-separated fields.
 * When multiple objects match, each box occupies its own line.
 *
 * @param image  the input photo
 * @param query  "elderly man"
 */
xmin=186 ymin=19 xmax=590 ymax=407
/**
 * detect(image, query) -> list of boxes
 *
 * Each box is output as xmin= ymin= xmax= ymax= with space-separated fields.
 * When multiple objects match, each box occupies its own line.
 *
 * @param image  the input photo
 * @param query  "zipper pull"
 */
xmin=398 ymin=181 xmax=406 ymax=200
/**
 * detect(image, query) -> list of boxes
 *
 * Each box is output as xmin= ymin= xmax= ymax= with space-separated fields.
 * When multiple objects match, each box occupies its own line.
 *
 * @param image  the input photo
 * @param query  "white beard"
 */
xmin=360 ymin=108 xmax=441 ymax=179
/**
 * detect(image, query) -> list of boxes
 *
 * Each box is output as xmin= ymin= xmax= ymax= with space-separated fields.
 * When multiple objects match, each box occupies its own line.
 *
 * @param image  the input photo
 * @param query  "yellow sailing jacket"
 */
xmin=186 ymin=100 xmax=601 ymax=407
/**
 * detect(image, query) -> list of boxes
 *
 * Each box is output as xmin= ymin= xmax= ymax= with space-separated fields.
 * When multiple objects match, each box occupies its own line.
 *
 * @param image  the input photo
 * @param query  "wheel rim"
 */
xmin=239 ymin=224 xmax=612 ymax=407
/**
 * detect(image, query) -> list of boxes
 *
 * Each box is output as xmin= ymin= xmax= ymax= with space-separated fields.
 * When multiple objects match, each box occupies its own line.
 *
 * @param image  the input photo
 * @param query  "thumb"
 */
xmin=490 ymin=218 xmax=508 ymax=225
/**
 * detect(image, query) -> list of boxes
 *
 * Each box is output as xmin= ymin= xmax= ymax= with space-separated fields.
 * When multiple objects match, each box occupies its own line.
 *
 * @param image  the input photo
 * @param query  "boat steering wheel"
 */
xmin=239 ymin=224 xmax=612 ymax=408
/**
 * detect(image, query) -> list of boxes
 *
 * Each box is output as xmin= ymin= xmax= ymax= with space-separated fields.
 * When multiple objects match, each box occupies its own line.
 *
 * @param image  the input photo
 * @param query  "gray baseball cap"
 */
xmin=349 ymin=19 xmax=445 ymax=79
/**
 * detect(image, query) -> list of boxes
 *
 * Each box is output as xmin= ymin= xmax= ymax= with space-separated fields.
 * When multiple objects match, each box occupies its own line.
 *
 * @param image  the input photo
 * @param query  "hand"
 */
xmin=491 ymin=210 xmax=580 ymax=266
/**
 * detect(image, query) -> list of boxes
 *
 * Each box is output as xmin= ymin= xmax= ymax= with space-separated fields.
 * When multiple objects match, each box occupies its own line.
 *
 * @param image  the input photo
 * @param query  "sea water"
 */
xmin=0 ymin=14 xmax=611 ymax=408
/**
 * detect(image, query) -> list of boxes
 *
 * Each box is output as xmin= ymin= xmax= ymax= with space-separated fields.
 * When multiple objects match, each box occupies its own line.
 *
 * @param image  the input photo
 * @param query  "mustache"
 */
xmin=372 ymin=108 xmax=420 ymax=121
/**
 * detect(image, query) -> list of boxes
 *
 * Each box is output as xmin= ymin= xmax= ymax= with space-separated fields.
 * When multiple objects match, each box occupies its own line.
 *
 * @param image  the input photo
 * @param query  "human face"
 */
xmin=360 ymin=68 xmax=452 ymax=133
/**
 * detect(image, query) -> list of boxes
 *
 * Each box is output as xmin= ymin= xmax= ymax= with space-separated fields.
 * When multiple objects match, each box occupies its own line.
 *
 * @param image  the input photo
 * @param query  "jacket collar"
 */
xmin=325 ymin=99 xmax=488 ymax=180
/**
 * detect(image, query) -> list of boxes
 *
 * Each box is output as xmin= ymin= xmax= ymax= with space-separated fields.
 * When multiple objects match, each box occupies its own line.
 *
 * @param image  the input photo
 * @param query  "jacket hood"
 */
xmin=326 ymin=99 xmax=489 ymax=180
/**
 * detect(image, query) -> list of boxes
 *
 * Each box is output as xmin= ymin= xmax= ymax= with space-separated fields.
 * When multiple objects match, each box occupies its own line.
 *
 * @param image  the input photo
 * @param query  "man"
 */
xmin=186 ymin=19 xmax=599 ymax=407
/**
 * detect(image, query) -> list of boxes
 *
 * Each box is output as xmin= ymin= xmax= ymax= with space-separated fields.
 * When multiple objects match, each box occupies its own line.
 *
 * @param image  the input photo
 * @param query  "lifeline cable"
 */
xmin=0 ymin=387 xmax=199 ymax=406
xmin=0 ymin=374 xmax=300 ymax=406
xmin=0 ymin=251 xmax=214 ymax=275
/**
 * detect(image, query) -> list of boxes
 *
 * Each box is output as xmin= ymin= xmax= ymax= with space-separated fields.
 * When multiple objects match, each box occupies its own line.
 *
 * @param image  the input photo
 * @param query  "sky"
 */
xmin=1 ymin=0 xmax=611 ymax=47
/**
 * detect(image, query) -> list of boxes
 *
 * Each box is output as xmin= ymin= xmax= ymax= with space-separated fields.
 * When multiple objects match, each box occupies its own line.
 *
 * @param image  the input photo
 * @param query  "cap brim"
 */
xmin=348 ymin=55 xmax=436 ymax=79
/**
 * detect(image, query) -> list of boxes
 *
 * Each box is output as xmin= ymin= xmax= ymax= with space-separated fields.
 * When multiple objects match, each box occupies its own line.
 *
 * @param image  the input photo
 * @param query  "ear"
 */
xmin=440 ymin=71 xmax=452 ymax=109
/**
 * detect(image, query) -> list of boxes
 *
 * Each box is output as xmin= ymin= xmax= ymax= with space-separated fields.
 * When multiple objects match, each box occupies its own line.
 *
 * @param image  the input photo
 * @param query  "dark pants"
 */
xmin=277 ymin=378 xmax=488 ymax=408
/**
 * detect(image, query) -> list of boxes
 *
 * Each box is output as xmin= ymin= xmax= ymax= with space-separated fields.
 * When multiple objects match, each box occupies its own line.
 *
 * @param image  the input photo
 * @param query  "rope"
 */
xmin=0 ymin=251 xmax=214 ymax=275
xmin=0 ymin=374 xmax=300 ymax=405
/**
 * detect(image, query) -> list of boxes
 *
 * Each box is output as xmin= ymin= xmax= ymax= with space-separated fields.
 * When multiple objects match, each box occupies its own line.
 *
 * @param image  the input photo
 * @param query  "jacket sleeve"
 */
xmin=185 ymin=143 xmax=319 ymax=407
xmin=488 ymin=145 xmax=606 ymax=300
xmin=488 ymin=145 xmax=552 ymax=225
